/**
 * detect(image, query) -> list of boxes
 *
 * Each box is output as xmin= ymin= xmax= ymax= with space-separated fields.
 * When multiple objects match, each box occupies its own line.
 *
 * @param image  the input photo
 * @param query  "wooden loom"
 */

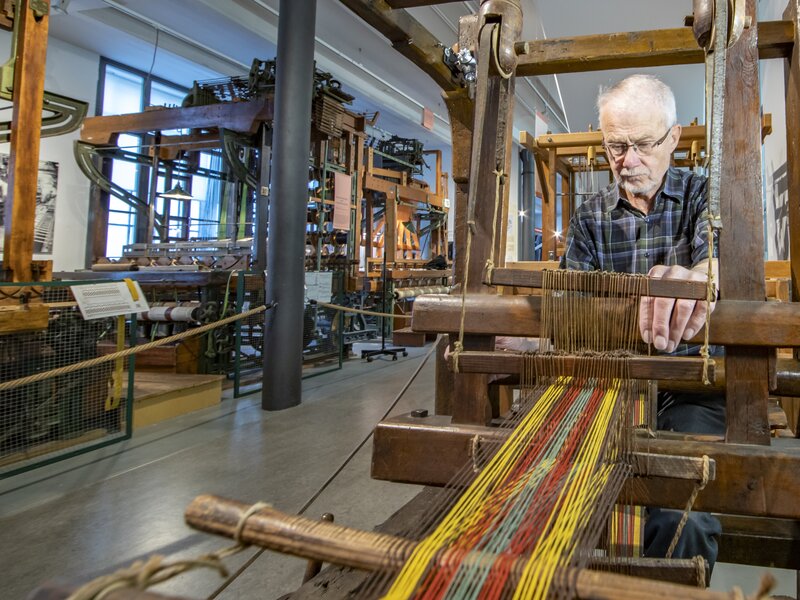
xmin=185 ymin=0 xmax=800 ymax=597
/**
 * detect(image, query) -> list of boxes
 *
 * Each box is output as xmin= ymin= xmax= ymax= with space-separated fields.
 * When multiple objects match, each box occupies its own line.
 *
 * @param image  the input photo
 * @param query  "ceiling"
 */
xmin=47 ymin=0 xmax=718 ymax=148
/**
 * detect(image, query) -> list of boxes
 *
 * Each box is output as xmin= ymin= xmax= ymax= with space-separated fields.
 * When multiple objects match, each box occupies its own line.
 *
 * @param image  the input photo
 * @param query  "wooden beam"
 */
xmin=448 ymin=352 xmax=713 ymax=383
xmin=411 ymin=293 xmax=800 ymax=347
xmin=716 ymin=515 xmax=800 ymax=569
xmin=515 ymin=21 xmax=794 ymax=77
xmin=337 ymin=0 xmax=456 ymax=92
xmin=3 ymin=0 xmax=49 ymax=282
xmin=79 ymin=98 xmax=273 ymax=145
xmin=720 ymin=0 xmax=771 ymax=445
xmin=371 ymin=413 xmax=800 ymax=519
xmin=486 ymin=268 xmax=708 ymax=299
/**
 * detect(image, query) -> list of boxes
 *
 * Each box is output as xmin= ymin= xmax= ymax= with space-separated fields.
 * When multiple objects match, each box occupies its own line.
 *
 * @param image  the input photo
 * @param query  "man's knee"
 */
xmin=644 ymin=509 xmax=721 ymax=573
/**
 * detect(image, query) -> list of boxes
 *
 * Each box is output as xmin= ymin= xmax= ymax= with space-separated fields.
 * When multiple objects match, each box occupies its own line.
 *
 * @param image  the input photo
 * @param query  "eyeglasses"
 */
xmin=603 ymin=127 xmax=673 ymax=159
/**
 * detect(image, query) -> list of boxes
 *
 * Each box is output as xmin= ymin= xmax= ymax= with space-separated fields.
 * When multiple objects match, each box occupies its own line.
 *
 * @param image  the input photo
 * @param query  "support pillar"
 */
xmin=262 ymin=0 xmax=317 ymax=411
xmin=519 ymin=149 xmax=535 ymax=260
xmin=3 ymin=0 xmax=49 ymax=281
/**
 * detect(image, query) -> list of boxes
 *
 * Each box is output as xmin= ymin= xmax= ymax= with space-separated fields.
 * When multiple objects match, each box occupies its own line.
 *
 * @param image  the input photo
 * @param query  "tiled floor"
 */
xmin=1 ymin=342 xmax=796 ymax=599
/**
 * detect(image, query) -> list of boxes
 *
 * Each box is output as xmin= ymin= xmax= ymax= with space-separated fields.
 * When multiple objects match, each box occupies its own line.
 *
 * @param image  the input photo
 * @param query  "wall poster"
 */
xmin=0 ymin=154 xmax=59 ymax=254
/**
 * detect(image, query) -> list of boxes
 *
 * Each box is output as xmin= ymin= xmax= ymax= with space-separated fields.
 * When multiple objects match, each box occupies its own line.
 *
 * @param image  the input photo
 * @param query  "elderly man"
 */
xmin=561 ymin=74 xmax=722 ymax=574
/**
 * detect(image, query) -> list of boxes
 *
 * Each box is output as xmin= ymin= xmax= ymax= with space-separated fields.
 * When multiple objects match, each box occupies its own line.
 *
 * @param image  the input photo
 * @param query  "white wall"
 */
xmin=0 ymin=30 xmax=99 ymax=272
xmin=759 ymin=0 xmax=790 ymax=260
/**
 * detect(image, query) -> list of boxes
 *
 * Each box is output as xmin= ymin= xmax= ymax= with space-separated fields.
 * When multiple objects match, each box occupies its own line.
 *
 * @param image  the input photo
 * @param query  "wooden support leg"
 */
xmin=720 ymin=0 xmax=770 ymax=445
xmin=3 ymin=0 xmax=49 ymax=282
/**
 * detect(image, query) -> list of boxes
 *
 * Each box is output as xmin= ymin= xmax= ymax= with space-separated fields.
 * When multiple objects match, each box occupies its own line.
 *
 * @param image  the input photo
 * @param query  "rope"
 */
xmin=701 ymin=219 xmax=716 ymax=385
xmin=315 ymin=301 xmax=410 ymax=320
xmin=665 ymin=455 xmax=711 ymax=558
xmin=66 ymin=501 xmax=270 ymax=600
xmin=0 ymin=306 xmax=268 ymax=392
xmin=484 ymin=169 xmax=505 ymax=286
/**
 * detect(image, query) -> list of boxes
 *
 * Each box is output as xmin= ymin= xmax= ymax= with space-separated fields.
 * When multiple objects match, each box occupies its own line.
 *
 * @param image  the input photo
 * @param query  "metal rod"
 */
xmin=262 ymin=0 xmax=317 ymax=411
xmin=519 ymin=148 xmax=535 ymax=260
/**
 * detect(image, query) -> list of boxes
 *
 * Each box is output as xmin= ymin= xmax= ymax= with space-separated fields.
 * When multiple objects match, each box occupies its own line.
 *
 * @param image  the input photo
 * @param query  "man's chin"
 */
xmin=620 ymin=178 xmax=657 ymax=196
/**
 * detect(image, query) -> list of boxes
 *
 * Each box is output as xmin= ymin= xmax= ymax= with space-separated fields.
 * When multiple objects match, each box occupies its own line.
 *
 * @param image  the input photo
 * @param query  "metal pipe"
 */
xmin=254 ymin=125 xmax=272 ymax=271
xmin=262 ymin=0 xmax=317 ymax=411
xmin=519 ymin=149 xmax=535 ymax=260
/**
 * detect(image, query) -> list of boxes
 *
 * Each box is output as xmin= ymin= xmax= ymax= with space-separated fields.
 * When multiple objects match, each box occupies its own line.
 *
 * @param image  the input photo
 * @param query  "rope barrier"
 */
xmin=315 ymin=301 xmax=411 ymax=320
xmin=0 ymin=305 xmax=268 ymax=393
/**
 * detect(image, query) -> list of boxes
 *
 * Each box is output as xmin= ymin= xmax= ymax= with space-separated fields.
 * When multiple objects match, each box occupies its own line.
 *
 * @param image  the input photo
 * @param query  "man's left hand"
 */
xmin=639 ymin=264 xmax=716 ymax=353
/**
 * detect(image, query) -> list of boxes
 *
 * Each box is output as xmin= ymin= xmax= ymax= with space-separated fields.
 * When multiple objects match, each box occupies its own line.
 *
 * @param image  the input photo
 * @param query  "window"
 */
xmin=97 ymin=59 xmax=188 ymax=258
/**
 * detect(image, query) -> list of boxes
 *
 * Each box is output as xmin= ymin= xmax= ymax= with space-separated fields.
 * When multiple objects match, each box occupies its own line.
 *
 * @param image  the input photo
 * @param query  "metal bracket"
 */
xmin=29 ymin=0 xmax=48 ymax=18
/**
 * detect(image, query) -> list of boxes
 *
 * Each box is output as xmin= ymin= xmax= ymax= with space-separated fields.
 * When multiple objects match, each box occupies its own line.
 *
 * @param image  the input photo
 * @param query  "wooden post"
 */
xmin=720 ymin=0 xmax=770 ymax=445
xmin=2 ymin=0 xmax=49 ymax=282
xmin=540 ymin=150 xmax=557 ymax=260
xmin=385 ymin=186 xmax=398 ymax=262
xmin=784 ymin=0 xmax=800 ymax=363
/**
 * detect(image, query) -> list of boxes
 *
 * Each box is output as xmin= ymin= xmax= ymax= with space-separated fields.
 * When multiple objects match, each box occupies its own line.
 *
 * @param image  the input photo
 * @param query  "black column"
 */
xmin=262 ymin=0 xmax=317 ymax=411
xmin=519 ymin=149 xmax=535 ymax=261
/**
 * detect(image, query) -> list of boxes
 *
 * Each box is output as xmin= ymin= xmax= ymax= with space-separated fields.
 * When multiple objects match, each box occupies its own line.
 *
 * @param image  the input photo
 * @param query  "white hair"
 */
xmin=596 ymin=74 xmax=677 ymax=128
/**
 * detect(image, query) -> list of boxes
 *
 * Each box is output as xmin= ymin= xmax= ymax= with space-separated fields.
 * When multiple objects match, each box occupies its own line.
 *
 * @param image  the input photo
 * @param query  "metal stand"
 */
xmin=361 ymin=250 xmax=407 ymax=362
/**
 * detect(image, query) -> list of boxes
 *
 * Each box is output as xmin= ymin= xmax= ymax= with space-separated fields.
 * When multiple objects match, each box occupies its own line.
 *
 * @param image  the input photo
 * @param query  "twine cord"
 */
xmin=665 ymin=455 xmax=711 ymax=559
xmin=66 ymin=501 xmax=271 ymax=600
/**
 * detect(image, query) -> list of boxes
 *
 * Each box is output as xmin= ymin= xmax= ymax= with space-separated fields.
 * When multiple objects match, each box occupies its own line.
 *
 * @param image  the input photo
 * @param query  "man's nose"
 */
xmin=622 ymin=146 xmax=642 ymax=168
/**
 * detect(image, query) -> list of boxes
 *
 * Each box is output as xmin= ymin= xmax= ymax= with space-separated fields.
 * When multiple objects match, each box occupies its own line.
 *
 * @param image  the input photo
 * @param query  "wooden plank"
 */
xmin=372 ymin=414 xmax=800 ymax=519
xmin=486 ymin=268 xmax=708 ymax=299
xmin=765 ymin=259 xmax=791 ymax=278
xmin=363 ymin=174 xmax=437 ymax=205
xmin=373 ymin=414 xmax=716 ymax=485
xmin=719 ymin=0 xmax=770 ymax=445
xmin=3 ymin=0 xmax=49 ymax=282
xmin=80 ymin=98 xmax=273 ymax=145
xmin=623 ymin=437 xmax=800 ymax=519
xmin=515 ymin=21 xmax=794 ymax=77
xmin=448 ymin=351 xmax=714 ymax=383
xmin=716 ymin=515 xmax=800 ymax=569
xmin=411 ymin=294 xmax=800 ymax=347
xmin=0 ymin=303 xmax=49 ymax=334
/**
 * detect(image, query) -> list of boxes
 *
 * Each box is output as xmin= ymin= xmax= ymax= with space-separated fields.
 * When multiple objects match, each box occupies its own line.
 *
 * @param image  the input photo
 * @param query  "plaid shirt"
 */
xmin=561 ymin=167 xmax=712 ymax=274
xmin=560 ymin=167 xmax=715 ymax=356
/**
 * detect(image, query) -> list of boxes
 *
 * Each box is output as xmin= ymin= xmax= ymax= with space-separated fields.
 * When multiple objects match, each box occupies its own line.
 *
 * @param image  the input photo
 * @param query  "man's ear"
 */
xmin=668 ymin=124 xmax=682 ymax=152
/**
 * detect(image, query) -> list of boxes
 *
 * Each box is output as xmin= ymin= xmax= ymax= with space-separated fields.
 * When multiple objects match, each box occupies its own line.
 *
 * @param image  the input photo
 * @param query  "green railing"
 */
xmin=0 ymin=280 xmax=136 ymax=478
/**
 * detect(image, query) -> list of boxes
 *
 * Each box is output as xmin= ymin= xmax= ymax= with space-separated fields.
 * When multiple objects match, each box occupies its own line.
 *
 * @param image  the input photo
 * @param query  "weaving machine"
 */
xmin=177 ymin=1 xmax=800 ymax=598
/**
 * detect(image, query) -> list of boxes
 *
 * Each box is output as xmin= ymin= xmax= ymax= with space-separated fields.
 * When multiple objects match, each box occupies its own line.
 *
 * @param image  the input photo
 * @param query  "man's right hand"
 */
xmin=639 ymin=263 xmax=717 ymax=352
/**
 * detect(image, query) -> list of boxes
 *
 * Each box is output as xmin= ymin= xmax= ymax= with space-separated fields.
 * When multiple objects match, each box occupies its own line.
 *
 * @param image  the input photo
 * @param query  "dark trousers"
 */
xmin=643 ymin=390 xmax=725 ymax=575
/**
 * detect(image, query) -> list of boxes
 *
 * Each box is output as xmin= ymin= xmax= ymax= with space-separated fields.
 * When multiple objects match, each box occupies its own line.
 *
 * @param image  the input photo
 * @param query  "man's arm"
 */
xmin=639 ymin=258 xmax=718 ymax=352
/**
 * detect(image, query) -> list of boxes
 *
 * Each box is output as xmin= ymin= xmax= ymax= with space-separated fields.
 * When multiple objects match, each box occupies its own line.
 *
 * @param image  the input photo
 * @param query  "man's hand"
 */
xmin=639 ymin=263 xmax=717 ymax=352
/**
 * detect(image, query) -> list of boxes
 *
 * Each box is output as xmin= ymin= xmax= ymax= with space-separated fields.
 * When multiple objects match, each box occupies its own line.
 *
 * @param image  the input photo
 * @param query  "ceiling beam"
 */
xmin=384 ymin=0 xmax=462 ymax=7
xmin=516 ymin=20 xmax=794 ymax=77
xmin=337 ymin=0 xmax=457 ymax=92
